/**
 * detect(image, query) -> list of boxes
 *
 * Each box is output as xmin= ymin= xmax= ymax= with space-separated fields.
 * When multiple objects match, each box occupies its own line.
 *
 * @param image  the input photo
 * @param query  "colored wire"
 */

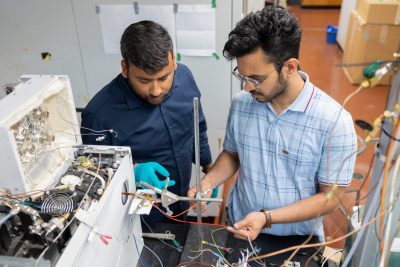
xmin=304 ymin=246 xmax=323 ymax=267
xmin=321 ymin=249 xmax=343 ymax=267
xmin=379 ymin=151 xmax=400 ymax=266
xmin=381 ymin=125 xmax=400 ymax=141
xmin=80 ymin=220 xmax=112 ymax=245
xmin=57 ymin=108 xmax=118 ymax=138
xmin=210 ymin=227 xmax=232 ymax=266
xmin=152 ymin=203 xmax=228 ymax=227
xmin=249 ymin=184 xmax=400 ymax=263
xmin=379 ymin=119 xmax=400 ymax=253
xmin=169 ymin=204 xmax=196 ymax=218
xmin=282 ymin=83 xmax=365 ymax=265
xmin=187 ymin=248 xmax=214 ymax=260
xmin=143 ymin=243 xmax=164 ymax=267
xmin=246 ymin=234 xmax=265 ymax=266
xmin=132 ymin=226 xmax=145 ymax=266
xmin=141 ymin=216 xmax=183 ymax=252
xmin=326 ymin=84 xmax=363 ymax=186
xmin=325 ymin=153 xmax=378 ymax=243
xmin=284 ymin=197 xmax=329 ymax=263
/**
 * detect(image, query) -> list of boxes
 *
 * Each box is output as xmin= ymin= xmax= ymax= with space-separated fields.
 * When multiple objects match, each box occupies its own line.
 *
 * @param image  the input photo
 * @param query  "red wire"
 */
xmin=152 ymin=203 xmax=228 ymax=228
xmin=166 ymin=203 xmax=196 ymax=218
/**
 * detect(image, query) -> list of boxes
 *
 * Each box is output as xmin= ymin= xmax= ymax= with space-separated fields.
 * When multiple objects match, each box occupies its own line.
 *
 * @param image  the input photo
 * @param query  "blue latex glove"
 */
xmin=134 ymin=162 xmax=176 ymax=189
xmin=206 ymin=187 xmax=219 ymax=204
xmin=211 ymin=187 xmax=219 ymax=198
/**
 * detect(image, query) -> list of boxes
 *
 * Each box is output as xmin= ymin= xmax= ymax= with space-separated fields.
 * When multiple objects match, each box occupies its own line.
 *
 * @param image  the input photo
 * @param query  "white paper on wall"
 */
xmin=176 ymin=5 xmax=216 ymax=56
xmin=98 ymin=5 xmax=135 ymax=54
xmin=97 ymin=4 xmax=176 ymax=55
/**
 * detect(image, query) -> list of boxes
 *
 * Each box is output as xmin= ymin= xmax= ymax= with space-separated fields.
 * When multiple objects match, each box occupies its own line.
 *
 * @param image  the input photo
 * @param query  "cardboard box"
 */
xmin=357 ymin=0 xmax=400 ymax=25
xmin=342 ymin=10 xmax=400 ymax=85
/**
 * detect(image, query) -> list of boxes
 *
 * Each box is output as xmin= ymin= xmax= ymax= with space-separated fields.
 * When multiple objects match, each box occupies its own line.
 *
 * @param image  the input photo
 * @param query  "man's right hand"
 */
xmin=187 ymin=179 xmax=215 ymax=213
xmin=134 ymin=162 xmax=176 ymax=189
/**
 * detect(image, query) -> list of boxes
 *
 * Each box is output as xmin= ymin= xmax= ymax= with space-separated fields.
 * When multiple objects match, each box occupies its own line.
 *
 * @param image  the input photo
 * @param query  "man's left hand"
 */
xmin=226 ymin=211 xmax=266 ymax=241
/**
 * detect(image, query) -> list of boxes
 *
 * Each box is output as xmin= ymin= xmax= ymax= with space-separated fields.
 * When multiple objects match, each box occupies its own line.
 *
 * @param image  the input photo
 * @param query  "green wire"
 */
xmin=210 ymin=227 xmax=231 ymax=266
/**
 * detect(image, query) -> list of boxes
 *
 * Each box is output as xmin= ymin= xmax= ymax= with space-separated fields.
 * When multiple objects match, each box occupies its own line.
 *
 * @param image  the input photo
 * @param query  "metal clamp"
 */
xmin=142 ymin=230 xmax=175 ymax=240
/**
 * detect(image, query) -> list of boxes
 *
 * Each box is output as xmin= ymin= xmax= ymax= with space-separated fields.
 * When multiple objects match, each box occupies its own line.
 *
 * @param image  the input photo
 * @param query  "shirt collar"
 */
xmin=121 ymin=68 xmax=180 ymax=110
xmin=286 ymin=71 xmax=315 ymax=113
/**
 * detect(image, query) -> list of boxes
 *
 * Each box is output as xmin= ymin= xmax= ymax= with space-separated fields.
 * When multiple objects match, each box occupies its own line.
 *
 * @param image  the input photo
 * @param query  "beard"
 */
xmin=252 ymin=71 xmax=288 ymax=103
xmin=126 ymin=76 xmax=166 ymax=105
xmin=146 ymin=95 xmax=166 ymax=105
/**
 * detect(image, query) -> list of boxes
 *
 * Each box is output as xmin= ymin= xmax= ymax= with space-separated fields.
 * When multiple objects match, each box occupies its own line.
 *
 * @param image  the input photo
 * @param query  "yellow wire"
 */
xmin=210 ymin=227 xmax=232 ymax=266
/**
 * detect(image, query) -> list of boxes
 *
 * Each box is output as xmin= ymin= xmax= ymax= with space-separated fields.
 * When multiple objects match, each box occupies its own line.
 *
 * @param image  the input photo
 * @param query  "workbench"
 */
xmin=139 ymin=222 xmax=322 ymax=266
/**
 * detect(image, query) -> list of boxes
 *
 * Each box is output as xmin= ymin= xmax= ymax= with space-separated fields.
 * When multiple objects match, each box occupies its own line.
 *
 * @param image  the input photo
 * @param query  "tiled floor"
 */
xmin=289 ymin=5 xmax=390 ymax=248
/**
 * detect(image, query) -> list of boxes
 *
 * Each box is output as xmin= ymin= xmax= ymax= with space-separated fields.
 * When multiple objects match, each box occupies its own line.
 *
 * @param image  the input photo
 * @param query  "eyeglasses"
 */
xmin=232 ymin=66 xmax=269 ymax=89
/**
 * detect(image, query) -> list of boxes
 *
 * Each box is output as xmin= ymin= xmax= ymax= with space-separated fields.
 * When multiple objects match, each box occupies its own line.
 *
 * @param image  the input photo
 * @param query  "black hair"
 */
xmin=223 ymin=4 xmax=302 ymax=72
xmin=120 ymin=20 xmax=173 ymax=73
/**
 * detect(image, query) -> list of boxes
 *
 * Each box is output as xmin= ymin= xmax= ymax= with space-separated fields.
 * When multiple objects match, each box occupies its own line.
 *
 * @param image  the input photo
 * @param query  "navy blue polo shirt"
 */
xmin=81 ymin=64 xmax=212 ymax=220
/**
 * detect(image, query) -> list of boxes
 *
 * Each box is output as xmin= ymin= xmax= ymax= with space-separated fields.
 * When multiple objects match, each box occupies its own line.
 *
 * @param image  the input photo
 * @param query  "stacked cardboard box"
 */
xmin=342 ymin=0 xmax=400 ymax=85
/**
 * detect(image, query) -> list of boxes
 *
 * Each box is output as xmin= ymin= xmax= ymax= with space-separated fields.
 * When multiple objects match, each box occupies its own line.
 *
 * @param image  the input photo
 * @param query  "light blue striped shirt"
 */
xmin=225 ymin=72 xmax=357 ymax=241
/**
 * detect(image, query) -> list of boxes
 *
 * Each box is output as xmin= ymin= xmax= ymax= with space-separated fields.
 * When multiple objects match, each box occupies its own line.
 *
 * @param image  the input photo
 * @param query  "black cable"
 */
xmin=381 ymin=126 xmax=400 ymax=142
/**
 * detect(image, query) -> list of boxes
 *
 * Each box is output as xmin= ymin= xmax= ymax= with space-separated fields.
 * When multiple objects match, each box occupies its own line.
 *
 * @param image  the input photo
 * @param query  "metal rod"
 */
xmin=138 ymin=181 xmax=222 ymax=202
xmin=138 ymin=181 xmax=163 ymax=194
xmin=178 ymin=197 xmax=222 ymax=203
xmin=193 ymin=97 xmax=202 ymax=223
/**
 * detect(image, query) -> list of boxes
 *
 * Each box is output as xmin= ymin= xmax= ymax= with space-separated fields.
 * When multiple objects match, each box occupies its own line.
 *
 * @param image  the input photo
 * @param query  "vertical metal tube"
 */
xmin=193 ymin=97 xmax=202 ymax=223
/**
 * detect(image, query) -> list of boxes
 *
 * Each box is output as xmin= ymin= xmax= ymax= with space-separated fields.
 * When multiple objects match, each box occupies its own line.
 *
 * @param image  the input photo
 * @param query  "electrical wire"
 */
xmin=187 ymin=248 xmax=216 ymax=260
xmin=80 ymin=220 xmax=112 ymax=245
xmin=284 ymin=183 xmax=344 ymax=264
xmin=321 ymin=249 xmax=343 ymax=267
xmin=210 ymin=227 xmax=232 ymax=266
xmin=169 ymin=204 xmax=196 ymax=218
xmin=381 ymin=126 xmax=400 ymax=141
xmin=141 ymin=216 xmax=183 ymax=252
xmin=304 ymin=246 xmax=323 ymax=267
xmin=142 ymin=212 xmax=230 ymax=266
xmin=132 ymin=224 xmax=145 ymax=267
xmin=341 ymin=174 xmax=383 ymax=267
xmin=379 ymin=149 xmax=400 ymax=266
xmin=57 ymin=108 xmax=118 ymax=138
xmin=326 ymin=84 xmax=364 ymax=185
xmin=282 ymin=84 xmax=365 ymax=265
xmin=281 ymin=83 xmax=366 ymax=265
xmin=34 ymin=153 xmax=102 ymax=267
xmin=79 ymin=167 xmax=106 ymax=189
xmin=143 ymin=243 xmax=164 ymax=267
xmin=56 ymin=130 xmax=107 ymax=138
xmin=379 ymin=120 xmax=400 ymax=252
xmin=115 ymin=215 xmax=137 ymax=267
xmin=330 ymin=154 xmax=377 ymax=231
xmin=249 ymin=184 xmax=400 ymax=263
xmin=152 ymin=203 xmax=228 ymax=227
xmin=32 ymin=145 xmax=78 ymax=158
xmin=246 ymin=234 xmax=265 ymax=266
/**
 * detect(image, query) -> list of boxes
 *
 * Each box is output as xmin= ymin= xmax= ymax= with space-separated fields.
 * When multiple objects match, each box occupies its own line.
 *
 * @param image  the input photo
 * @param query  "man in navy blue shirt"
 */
xmin=81 ymin=21 xmax=212 ymax=222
